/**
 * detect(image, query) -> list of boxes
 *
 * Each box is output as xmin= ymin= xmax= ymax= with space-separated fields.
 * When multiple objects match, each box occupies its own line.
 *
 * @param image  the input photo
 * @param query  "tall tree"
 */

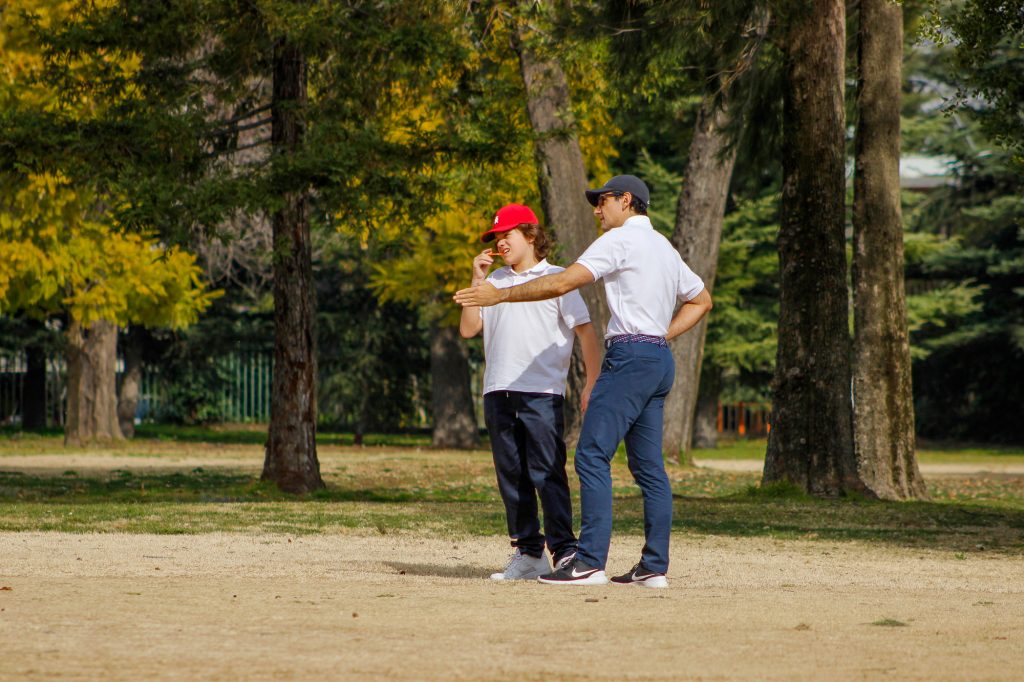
xmin=762 ymin=0 xmax=865 ymax=496
xmin=261 ymin=36 xmax=323 ymax=493
xmin=117 ymin=326 xmax=145 ymax=438
xmin=0 ymin=175 xmax=215 ymax=445
xmin=21 ymin=317 xmax=49 ymax=431
xmin=1 ymin=2 xmax=217 ymax=444
xmin=65 ymin=319 xmax=120 ymax=445
xmin=598 ymin=1 xmax=771 ymax=462
xmin=430 ymin=321 xmax=479 ymax=448
xmin=851 ymin=0 xmax=926 ymax=499
xmin=511 ymin=3 xmax=608 ymax=446
xmin=664 ymin=99 xmax=739 ymax=463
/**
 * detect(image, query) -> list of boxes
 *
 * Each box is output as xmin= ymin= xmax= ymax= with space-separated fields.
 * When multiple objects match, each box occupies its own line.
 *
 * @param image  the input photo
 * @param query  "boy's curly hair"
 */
xmin=513 ymin=222 xmax=552 ymax=260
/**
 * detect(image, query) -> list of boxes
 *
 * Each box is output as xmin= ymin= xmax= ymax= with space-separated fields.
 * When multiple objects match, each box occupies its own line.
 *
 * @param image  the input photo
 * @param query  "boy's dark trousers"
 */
xmin=484 ymin=391 xmax=577 ymax=561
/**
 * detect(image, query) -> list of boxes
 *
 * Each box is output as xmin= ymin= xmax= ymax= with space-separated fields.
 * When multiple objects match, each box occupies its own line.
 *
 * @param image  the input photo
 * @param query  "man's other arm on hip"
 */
xmin=666 ymin=288 xmax=713 ymax=341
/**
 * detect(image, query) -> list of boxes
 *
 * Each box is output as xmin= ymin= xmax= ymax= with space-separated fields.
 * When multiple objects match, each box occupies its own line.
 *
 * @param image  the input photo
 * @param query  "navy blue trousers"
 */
xmin=484 ymin=391 xmax=578 ymax=560
xmin=574 ymin=341 xmax=675 ymax=573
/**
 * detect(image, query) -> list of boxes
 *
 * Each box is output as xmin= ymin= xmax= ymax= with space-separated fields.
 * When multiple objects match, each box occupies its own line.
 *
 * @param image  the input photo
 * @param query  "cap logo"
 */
xmin=494 ymin=216 xmax=499 ymax=224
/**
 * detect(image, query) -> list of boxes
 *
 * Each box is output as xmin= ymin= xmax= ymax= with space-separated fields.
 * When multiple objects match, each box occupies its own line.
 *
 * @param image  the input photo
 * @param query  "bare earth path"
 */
xmin=2 ymin=531 xmax=1022 ymax=681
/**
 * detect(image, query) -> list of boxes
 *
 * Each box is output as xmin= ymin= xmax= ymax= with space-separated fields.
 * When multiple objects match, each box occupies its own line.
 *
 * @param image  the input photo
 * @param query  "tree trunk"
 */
xmin=664 ymin=97 xmax=738 ymax=464
xmin=22 ymin=319 xmax=48 ymax=431
xmin=262 ymin=36 xmax=324 ymax=494
xmin=852 ymin=0 xmax=926 ymax=500
xmin=117 ymin=326 xmax=144 ymax=438
xmin=513 ymin=16 xmax=608 ymax=448
xmin=430 ymin=323 xmax=479 ymax=449
xmin=65 ymin=319 xmax=123 ymax=446
xmin=763 ymin=0 xmax=865 ymax=497
xmin=692 ymin=367 xmax=721 ymax=449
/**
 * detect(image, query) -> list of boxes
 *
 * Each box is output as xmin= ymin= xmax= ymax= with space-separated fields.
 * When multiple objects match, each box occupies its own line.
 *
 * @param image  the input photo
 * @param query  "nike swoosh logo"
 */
xmin=571 ymin=567 xmax=598 ymax=578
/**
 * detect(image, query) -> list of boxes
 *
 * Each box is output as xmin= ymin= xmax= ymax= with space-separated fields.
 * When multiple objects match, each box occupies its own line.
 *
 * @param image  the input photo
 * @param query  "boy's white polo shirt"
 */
xmin=481 ymin=259 xmax=590 ymax=395
xmin=576 ymin=215 xmax=704 ymax=339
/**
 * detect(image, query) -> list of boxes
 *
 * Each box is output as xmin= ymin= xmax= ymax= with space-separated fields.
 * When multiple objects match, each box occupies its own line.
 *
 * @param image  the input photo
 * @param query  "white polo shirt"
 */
xmin=576 ymin=215 xmax=704 ymax=339
xmin=481 ymin=259 xmax=591 ymax=395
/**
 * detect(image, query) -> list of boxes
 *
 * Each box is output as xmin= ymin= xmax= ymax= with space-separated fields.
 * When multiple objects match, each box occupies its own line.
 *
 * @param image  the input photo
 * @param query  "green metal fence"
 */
xmin=140 ymin=352 xmax=272 ymax=423
xmin=0 ymin=352 xmax=66 ymax=427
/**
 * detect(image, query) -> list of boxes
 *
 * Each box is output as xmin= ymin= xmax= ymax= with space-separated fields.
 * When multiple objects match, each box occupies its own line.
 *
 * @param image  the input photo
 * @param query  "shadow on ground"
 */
xmin=383 ymin=562 xmax=494 ymax=579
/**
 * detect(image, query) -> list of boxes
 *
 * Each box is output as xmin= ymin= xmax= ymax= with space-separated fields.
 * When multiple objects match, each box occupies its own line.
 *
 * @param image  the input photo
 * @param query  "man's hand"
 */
xmin=454 ymin=281 xmax=503 ymax=307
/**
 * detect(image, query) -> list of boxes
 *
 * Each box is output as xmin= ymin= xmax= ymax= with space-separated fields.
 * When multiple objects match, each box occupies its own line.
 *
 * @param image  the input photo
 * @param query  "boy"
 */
xmin=459 ymin=203 xmax=602 ymax=580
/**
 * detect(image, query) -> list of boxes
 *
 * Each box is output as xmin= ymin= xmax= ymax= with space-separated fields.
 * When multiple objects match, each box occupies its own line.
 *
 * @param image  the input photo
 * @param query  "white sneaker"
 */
xmin=490 ymin=549 xmax=550 ymax=581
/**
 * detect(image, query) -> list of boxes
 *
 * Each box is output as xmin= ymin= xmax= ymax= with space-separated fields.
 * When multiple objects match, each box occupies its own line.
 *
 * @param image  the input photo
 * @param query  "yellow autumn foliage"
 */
xmin=0 ymin=2 xmax=215 ymax=331
xmin=0 ymin=173 xmax=219 ymax=328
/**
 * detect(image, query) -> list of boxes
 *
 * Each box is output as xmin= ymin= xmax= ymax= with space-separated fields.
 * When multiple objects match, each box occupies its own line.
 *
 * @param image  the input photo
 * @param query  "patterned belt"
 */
xmin=605 ymin=333 xmax=668 ymax=349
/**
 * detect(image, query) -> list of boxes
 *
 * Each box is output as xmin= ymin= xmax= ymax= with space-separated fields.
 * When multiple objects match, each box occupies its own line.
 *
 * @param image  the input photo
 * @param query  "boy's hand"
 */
xmin=471 ymin=249 xmax=495 ymax=285
xmin=581 ymin=383 xmax=594 ymax=413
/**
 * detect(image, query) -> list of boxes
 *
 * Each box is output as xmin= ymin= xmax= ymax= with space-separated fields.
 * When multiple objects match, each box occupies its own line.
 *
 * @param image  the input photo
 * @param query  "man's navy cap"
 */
xmin=585 ymin=174 xmax=650 ymax=207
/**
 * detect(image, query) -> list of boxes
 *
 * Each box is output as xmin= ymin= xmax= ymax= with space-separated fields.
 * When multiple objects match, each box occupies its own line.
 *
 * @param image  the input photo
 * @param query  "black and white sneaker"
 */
xmin=537 ymin=557 xmax=608 ymax=586
xmin=610 ymin=563 xmax=668 ymax=589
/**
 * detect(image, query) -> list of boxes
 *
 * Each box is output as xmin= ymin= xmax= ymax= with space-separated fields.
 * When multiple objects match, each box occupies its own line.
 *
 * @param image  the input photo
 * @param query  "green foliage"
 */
xmin=636 ymin=153 xmax=779 ymax=402
xmin=316 ymin=232 xmax=428 ymax=432
xmin=924 ymin=0 xmax=1024 ymax=158
xmin=901 ymin=40 xmax=1024 ymax=443
xmin=708 ymin=194 xmax=779 ymax=379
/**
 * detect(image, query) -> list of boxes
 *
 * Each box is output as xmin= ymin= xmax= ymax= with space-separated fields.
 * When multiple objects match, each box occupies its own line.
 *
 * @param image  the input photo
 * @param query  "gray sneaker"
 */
xmin=490 ymin=549 xmax=550 ymax=581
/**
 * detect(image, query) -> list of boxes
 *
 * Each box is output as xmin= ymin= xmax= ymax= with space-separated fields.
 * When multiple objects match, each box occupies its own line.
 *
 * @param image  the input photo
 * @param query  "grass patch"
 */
xmin=0 ymin=438 xmax=1022 ymax=553
xmin=133 ymin=423 xmax=435 ymax=448
xmin=743 ymin=481 xmax=811 ymax=500
xmin=691 ymin=438 xmax=1024 ymax=466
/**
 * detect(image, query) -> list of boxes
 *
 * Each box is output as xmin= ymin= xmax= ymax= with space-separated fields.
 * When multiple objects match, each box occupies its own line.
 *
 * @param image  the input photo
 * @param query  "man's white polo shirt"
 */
xmin=481 ymin=259 xmax=590 ymax=395
xmin=576 ymin=215 xmax=704 ymax=338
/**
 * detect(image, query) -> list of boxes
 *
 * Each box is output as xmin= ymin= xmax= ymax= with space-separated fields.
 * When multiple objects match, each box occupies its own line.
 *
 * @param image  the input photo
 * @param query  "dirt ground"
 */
xmin=2 ymin=450 xmax=1023 ymax=680
xmin=1 ymin=529 xmax=1022 ymax=681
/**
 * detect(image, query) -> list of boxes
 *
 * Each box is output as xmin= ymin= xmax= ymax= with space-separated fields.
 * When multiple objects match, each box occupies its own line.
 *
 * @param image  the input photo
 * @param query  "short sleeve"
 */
xmin=677 ymin=255 xmax=705 ymax=301
xmin=558 ymin=288 xmax=591 ymax=329
xmin=576 ymin=231 xmax=626 ymax=281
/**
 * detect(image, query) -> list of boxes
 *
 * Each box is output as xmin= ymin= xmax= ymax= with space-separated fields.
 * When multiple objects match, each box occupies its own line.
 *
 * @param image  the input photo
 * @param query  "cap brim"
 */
xmin=480 ymin=226 xmax=513 ymax=243
xmin=585 ymin=188 xmax=605 ymax=207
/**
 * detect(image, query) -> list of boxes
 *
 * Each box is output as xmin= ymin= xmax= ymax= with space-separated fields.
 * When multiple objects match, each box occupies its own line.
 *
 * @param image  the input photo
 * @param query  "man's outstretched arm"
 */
xmin=453 ymin=264 xmax=594 ymax=307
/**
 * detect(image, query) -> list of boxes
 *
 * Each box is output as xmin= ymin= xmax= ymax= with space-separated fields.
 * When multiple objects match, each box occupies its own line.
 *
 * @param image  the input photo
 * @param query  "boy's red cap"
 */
xmin=480 ymin=204 xmax=539 ymax=243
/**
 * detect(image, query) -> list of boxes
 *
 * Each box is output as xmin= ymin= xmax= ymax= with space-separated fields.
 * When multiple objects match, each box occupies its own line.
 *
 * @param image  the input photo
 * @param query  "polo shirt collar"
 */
xmin=510 ymin=258 xmax=550 ymax=276
xmin=622 ymin=215 xmax=653 ymax=229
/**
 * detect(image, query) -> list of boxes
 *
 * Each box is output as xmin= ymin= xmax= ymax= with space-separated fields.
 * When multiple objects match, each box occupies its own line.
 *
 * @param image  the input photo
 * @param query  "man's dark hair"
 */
xmin=629 ymin=195 xmax=648 ymax=215
xmin=515 ymin=222 xmax=552 ymax=259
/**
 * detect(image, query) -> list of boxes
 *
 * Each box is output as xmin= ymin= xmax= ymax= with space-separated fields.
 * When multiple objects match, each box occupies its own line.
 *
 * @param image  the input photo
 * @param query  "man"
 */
xmin=460 ymin=203 xmax=602 ymax=581
xmin=454 ymin=176 xmax=712 ymax=588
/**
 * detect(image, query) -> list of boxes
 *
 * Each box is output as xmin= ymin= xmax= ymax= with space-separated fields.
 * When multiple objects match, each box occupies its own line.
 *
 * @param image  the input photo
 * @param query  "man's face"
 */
xmin=493 ymin=227 xmax=534 ymax=267
xmin=594 ymin=191 xmax=631 ymax=230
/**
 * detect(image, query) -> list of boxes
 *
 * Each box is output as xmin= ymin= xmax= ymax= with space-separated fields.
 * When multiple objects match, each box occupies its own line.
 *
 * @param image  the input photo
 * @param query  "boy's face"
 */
xmin=493 ymin=227 xmax=534 ymax=267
